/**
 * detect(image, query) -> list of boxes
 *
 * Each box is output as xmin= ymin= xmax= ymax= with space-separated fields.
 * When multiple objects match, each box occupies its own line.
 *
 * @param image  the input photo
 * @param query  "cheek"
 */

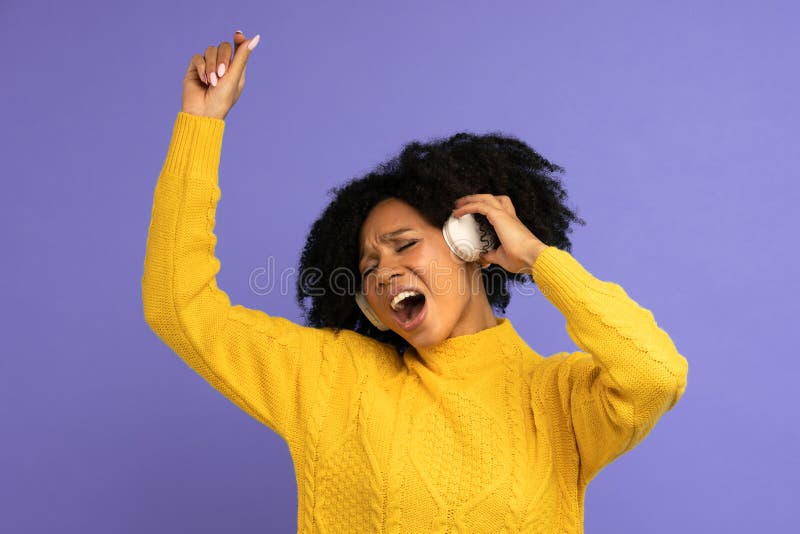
xmin=417 ymin=247 xmax=467 ymax=298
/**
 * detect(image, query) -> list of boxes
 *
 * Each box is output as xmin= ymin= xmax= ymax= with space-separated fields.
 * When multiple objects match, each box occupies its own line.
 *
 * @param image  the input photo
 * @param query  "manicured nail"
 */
xmin=209 ymin=72 xmax=218 ymax=87
xmin=218 ymin=63 xmax=225 ymax=77
xmin=248 ymin=34 xmax=261 ymax=51
xmin=235 ymin=30 xmax=243 ymax=34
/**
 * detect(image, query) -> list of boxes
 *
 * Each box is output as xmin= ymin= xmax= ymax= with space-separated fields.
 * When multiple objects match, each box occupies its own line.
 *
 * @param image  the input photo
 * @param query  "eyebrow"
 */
xmin=359 ymin=228 xmax=414 ymax=265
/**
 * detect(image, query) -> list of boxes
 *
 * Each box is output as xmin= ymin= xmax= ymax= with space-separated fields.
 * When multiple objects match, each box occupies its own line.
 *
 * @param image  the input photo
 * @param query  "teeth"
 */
xmin=391 ymin=290 xmax=422 ymax=311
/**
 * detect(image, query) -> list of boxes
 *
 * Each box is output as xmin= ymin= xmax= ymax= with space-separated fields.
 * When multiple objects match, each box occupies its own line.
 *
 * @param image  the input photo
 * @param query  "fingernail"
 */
xmin=248 ymin=34 xmax=261 ymax=51
xmin=235 ymin=30 xmax=243 ymax=34
xmin=218 ymin=63 xmax=225 ymax=77
xmin=210 ymin=72 xmax=218 ymax=87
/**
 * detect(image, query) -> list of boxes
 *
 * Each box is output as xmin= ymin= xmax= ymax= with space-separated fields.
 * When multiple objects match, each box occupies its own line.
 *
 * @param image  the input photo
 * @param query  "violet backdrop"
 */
xmin=2 ymin=0 xmax=797 ymax=532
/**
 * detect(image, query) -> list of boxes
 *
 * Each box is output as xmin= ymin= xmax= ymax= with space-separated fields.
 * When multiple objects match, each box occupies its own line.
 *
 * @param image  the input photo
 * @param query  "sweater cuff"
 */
xmin=531 ymin=245 xmax=601 ymax=314
xmin=161 ymin=111 xmax=226 ymax=177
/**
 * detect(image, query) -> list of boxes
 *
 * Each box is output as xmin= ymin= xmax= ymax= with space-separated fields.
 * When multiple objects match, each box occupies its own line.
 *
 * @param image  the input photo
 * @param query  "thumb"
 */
xmin=228 ymin=32 xmax=260 ymax=81
xmin=478 ymin=248 xmax=499 ymax=269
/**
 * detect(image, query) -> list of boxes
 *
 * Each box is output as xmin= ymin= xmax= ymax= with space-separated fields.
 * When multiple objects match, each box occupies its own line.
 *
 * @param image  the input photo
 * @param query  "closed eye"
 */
xmin=362 ymin=240 xmax=417 ymax=277
xmin=398 ymin=240 xmax=417 ymax=252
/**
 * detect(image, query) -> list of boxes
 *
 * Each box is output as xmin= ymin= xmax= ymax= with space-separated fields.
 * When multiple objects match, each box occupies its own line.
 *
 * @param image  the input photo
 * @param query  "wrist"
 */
xmin=525 ymin=240 xmax=548 ymax=270
xmin=181 ymin=108 xmax=226 ymax=121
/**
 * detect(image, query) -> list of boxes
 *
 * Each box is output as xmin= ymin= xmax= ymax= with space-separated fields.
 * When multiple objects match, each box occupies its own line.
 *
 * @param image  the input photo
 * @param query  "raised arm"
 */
xmin=450 ymin=193 xmax=688 ymax=487
xmin=142 ymin=33 xmax=356 ymax=449
xmin=530 ymin=246 xmax=689 ymax=487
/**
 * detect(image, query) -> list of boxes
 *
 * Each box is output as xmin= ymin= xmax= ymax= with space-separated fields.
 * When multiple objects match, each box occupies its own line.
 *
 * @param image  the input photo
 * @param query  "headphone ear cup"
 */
xmin=355 ymin=291 xmax=390 ymax=331
xmin=443 ymin=212 xmax=497 ymax=263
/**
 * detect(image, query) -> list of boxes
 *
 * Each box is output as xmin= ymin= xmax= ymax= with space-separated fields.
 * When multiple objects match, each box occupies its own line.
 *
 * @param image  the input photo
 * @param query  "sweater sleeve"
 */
xmin=530 ymin=245 xmax=689 ymax=487
xmin=141 ymin=111 xmax=347 ymax=447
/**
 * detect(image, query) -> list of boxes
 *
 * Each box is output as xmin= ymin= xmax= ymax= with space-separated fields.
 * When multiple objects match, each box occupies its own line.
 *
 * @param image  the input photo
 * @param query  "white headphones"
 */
xmin=355 ymin=291 xmax=390 ymax=331
xmin=355 ymin=212 xmax=498 ymax=331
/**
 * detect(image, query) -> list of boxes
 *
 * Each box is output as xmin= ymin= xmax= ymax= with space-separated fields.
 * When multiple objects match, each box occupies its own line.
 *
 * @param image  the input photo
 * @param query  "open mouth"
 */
xmin=390 ymin=292 xmax=427 ymax=329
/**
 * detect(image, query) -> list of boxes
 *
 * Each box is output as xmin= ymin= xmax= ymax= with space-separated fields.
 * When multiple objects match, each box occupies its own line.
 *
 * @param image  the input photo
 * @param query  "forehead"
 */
xmin=360 ymin=199 xmax=421 ymax=235
xmin=358 ymin=199 xmax=427 ymax=249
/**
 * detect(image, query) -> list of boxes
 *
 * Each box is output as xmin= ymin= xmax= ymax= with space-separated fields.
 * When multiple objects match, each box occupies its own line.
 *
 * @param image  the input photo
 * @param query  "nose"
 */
xmin=362 ymin=264 xmax=402 ymax=300
xmin=375 ymin=266 xmax=401 ymax=288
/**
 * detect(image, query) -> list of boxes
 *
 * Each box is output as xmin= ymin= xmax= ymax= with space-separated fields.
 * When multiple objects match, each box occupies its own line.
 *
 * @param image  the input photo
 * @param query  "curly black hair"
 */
xmin=295 ymin=131 xmax=586 ymax=354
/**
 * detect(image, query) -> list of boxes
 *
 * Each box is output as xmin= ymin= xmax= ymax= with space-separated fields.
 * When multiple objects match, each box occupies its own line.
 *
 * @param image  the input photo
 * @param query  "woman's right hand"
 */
xmin=181 ymin=31 xmax=261 ymax=120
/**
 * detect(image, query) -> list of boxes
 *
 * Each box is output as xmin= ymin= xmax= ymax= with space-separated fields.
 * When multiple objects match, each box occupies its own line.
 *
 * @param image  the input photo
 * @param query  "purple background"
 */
xmin=3 ymin=0 xmax=797 ymax=532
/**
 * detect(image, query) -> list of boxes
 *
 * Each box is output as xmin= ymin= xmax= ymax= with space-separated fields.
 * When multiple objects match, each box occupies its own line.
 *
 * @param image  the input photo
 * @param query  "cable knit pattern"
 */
xmin=142 ymin=112 xmax=689 ymax=533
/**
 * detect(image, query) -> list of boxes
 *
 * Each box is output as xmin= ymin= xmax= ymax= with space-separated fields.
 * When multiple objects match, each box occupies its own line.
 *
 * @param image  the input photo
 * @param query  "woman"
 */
xmin=143 ymin=31 xmax=689 ymax=533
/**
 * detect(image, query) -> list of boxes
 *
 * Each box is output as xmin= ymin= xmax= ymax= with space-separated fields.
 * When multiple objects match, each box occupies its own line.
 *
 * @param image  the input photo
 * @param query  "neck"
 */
xmin=449 ymin=292 xmax=497 ymax=338
xmin=448 ymin=264 xmax=497 ymax=337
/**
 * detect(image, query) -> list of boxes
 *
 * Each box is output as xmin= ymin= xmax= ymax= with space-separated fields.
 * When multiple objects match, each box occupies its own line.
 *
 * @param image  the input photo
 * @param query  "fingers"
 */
xmin=233 ymin=30 xmax=247 ymax=54
xmin=454 ymin=194 xmax=516 ymax=216
xmin=190 ymin=53 xmax=207 ymax=84
xmin=454 ymin=193 xmax=501 ymax=209
xmin=204 ymin=45 xmax=218 ymax=86
xmin=226 ymin=33 xmax=260 ymax=82
xmin=453 ymin=194 xmax=513 ymax=216
xmin=193 ymin=32 xmax=259 ymax=90
xmin=216 ymin=40 xmax=232 ymax=78
xmin=232 ymin=31 xmax=248 ymax=82
xmin=451 ymin=200 xmax=502 ymax=221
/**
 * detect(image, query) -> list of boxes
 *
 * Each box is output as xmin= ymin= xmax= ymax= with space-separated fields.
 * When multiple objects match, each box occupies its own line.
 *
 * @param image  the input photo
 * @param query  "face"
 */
xmin=357 ymin=197 xmax=495 ymax=349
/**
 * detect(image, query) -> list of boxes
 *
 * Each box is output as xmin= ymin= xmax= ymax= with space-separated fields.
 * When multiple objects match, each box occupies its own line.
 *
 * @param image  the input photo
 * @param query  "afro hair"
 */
xmin=295 ymin=131 xmax=586 ymax=354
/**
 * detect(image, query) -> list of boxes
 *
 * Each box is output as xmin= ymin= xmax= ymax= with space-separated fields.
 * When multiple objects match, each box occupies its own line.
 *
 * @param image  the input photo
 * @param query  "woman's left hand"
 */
xmin=452 ymin=194 xmax=548 ymax=274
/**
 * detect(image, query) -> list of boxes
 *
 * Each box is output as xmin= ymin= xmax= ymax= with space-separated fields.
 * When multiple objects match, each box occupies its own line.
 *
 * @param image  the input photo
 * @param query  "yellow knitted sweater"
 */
xmin=142 ymin=112 xmax=689 ymax=533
